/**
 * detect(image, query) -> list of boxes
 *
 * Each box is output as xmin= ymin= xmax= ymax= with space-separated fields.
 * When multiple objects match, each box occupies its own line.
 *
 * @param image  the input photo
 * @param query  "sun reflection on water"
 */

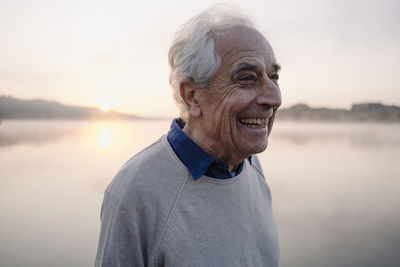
xmin=79 ymin=120 xmax=171 ymax=157
xmin=101 ymin=128 xmax=110 ymax=148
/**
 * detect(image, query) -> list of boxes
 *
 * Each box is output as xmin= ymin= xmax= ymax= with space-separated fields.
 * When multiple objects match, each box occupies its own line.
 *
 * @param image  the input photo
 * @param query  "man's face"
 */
xmin=194 ymin=25 xmax=281 ymax=164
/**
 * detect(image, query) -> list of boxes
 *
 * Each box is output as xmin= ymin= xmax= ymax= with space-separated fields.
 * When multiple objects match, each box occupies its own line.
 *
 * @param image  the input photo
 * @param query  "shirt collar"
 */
xmin=167 ymin=118 xmax=214 ymax=180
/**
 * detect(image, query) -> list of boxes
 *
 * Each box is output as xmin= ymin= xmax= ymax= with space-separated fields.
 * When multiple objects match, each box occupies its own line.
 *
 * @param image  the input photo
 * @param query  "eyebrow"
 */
xmin=232 ymin=62 xmax=281 ymax=77
xmin=272 ymin=63 xmax=281 ymax=72
xmin=231 ymin=63 xmax=259 ymax=80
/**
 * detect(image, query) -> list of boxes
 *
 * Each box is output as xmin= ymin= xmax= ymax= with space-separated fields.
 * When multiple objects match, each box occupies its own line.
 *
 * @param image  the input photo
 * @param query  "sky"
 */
xmin=1 ymin=0 xmax=399 ymax=117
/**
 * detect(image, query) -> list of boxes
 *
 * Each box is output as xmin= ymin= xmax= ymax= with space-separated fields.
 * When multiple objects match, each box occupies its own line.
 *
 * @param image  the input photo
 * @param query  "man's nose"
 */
xmin=256 ymin=78 xmax=282 ymax=109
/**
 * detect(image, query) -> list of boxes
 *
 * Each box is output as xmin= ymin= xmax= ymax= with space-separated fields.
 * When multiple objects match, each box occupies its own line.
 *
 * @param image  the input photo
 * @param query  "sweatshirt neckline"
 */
xmin=162 ymin=135 xmax=250 ymax=184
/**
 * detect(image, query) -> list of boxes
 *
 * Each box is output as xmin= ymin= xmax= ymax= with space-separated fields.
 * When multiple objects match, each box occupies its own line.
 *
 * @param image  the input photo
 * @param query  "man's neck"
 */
xmin=182 ymin=120 xmax=247 ymax=172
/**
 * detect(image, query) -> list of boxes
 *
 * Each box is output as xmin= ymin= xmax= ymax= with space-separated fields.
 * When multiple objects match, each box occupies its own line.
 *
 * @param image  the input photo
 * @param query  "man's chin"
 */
xmin=253 ymin=143 xmax=268 ymax=154
xmin=242 ymin=140 xmax=268 ymax=156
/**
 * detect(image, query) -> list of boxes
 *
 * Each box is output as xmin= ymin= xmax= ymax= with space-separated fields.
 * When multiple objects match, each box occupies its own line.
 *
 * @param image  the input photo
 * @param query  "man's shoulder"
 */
xmin=105 ymin=135 xmax=188 ymax=205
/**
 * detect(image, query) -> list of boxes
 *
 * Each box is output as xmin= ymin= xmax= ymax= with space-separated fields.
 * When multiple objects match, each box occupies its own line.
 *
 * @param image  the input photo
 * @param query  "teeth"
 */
xmin=239 ymin=117 xmax=268 ymax=128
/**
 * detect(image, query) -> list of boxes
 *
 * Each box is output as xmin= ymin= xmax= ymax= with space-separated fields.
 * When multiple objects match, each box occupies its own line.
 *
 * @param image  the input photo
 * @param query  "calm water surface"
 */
xmin=0 ymin=120 xmax=399 ymax=267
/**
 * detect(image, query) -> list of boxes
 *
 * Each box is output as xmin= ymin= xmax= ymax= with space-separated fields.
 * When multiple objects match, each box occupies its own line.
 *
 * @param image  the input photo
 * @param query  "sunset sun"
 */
xmin=100 ymin=103 xmax=112 ymax=112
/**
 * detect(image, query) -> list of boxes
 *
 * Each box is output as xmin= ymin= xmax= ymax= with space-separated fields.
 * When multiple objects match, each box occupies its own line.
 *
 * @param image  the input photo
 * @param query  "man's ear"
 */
xmin=179 ymin=81 xmax=201 ymax=117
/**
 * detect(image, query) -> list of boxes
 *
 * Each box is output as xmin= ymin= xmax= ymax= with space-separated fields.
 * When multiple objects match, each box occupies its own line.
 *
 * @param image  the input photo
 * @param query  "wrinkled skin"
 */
xmin=181 ymin=25 xmax=282 ymax=171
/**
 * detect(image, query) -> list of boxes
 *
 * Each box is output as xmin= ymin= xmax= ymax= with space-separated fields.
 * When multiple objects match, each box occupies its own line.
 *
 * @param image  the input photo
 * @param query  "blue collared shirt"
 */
xmin=167 ymin=118 xmax=250 ymax=180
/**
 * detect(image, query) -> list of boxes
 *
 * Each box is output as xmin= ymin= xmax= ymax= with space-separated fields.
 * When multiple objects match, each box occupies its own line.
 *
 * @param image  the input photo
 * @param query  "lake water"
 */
xmin=0 ymin=120 xmax=399 ymax=267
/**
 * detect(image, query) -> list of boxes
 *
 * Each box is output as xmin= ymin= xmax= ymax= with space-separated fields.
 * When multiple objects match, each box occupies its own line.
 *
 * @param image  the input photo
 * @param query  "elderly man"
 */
xmin=95 ymin=6 xmax=281 ymax=267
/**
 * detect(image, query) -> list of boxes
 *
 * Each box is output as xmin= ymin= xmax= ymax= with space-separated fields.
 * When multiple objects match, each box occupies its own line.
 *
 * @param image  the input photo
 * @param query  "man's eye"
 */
xmin=238 ymin=75 xmax=257 ymax=83
xmin=270 ymin=73 xmax=279 ymax=81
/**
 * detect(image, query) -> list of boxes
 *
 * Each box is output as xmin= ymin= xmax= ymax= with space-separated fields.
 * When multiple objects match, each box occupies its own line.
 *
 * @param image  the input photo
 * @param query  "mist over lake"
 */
xmin=0 ymin=120 xmax=399 ymax=267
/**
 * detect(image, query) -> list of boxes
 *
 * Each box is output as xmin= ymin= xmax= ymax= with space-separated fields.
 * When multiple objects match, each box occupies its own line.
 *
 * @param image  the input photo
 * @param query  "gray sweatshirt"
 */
xmin=95 ymin=135 xmax=279 ymax=267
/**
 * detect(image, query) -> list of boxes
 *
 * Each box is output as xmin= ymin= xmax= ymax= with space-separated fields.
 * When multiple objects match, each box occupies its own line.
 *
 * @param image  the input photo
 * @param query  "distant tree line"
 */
xmin=276 ymin=103 xmax=400 ymax=123
xmin=0 ymin=95 xmax=137 ymax=120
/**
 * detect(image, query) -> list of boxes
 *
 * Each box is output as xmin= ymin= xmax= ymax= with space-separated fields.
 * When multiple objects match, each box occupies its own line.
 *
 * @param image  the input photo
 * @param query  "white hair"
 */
xmin=168 ymin=5 xmax=254 ymax=118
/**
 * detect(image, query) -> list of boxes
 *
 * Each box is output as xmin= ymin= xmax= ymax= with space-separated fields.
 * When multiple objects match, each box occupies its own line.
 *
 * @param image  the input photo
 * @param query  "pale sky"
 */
xmin=1 ymin=0 xmax=399 ymax=117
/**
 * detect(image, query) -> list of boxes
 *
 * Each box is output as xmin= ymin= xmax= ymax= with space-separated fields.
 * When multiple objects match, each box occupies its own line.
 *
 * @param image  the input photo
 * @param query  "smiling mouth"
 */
xmin=239 ymin=118 xmax=268 ymax=128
